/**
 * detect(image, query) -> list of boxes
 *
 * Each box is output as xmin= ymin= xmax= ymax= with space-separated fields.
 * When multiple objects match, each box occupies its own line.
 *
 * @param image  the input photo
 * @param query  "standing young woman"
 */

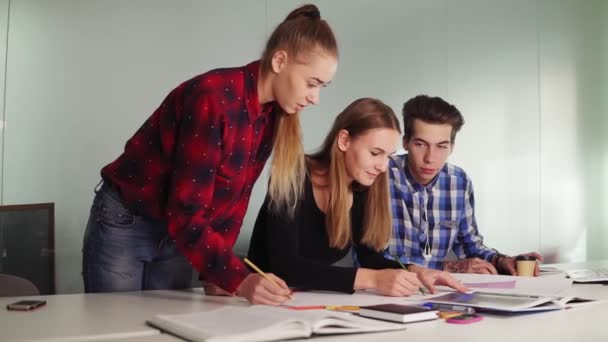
xmin=82 ymin=4 xmax=337 ymax=305
xmin=248 ymin=98 xmax=467 ymax=295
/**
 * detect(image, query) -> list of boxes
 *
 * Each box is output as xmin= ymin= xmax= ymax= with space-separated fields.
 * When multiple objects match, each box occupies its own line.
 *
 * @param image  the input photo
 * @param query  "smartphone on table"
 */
xmin=6 ymin=300 xmax=46 ymax=311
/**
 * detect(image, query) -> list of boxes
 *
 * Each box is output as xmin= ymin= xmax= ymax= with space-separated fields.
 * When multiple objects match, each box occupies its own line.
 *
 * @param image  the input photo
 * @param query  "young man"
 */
xmin=386 ymin=95 xmax=542 ymax=275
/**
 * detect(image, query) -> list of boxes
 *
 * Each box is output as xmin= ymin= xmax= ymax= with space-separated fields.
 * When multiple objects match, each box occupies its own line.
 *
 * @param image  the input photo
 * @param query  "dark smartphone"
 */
xmin=6 ymin=300 xmax=46 ymax=311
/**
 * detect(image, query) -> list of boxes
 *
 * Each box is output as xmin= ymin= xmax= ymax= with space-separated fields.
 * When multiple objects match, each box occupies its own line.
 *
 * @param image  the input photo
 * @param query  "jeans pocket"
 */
xmin=96 ymin=200 xmax=135 ymax=228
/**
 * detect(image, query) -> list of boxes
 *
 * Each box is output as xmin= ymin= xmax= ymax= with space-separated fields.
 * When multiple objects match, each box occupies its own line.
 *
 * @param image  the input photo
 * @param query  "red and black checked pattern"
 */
xmin=102 ymin=61 xmax=278 ymax=292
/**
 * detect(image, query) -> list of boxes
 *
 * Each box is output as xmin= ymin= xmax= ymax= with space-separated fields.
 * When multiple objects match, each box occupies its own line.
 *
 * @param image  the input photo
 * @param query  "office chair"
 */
xmin=0 ymin=273 xmax=40 ymax=297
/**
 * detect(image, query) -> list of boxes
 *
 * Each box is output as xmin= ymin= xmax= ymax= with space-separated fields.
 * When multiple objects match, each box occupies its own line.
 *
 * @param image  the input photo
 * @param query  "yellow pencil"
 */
xmin=243 ymin=258 xmax=293 ymax=300
xmin=326 ymin=305 xmax=360 ymax=312
xmin=393 ymin=255 xmax=426 ymax=295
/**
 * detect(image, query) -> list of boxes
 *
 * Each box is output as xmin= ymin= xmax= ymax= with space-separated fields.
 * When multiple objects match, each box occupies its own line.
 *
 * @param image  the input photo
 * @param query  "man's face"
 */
xmin=404 ymin=119 xmax=453 ymax=185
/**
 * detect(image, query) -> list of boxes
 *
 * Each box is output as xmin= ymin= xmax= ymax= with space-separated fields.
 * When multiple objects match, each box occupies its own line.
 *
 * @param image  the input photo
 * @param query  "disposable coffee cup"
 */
xmin=516 ymin=255 xmax=537 ymax=277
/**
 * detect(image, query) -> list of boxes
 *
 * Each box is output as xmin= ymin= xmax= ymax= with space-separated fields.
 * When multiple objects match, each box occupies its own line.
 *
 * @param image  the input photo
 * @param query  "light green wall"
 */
xmin=3 ymin=0 xmax=267 ymax=293
xmin=0 ymin=0 xmax=7 ymax=204
xmin=536 ymin=0 xmax=608 ymax=261
xmin=0 ymin=0 xmax=605 ymax=293
xmin=582 ymin=0 xmax=608 ymax=260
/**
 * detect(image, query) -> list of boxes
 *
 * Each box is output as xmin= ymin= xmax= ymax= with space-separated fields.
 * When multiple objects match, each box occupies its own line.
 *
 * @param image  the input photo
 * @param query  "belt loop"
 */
xmin=94 ymin=179 xmax=104 ymax=194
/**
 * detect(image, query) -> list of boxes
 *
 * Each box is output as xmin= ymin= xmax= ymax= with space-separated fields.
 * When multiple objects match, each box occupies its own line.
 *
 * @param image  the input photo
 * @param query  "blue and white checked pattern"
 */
xmin=385 ymin=154 xmax=497 ymax=270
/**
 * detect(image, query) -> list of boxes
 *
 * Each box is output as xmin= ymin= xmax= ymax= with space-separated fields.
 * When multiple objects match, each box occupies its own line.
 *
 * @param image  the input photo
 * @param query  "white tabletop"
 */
xmin=0 ymin=288 xmax=246 ymax=341
xmin=2 ymin=262 xmax=607 ymax=342
xmin=96 ymin=335 xmax=185 ymax=342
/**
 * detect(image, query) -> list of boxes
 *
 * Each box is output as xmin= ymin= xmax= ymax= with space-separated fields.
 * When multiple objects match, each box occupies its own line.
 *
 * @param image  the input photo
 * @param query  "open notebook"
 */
xmin=565 ymin=268 xmax=608 ymax=283
xmin=424 ymin=291 xmax=595 ymax=313
xmin=148 ymin=305 xmax=406 ymax=342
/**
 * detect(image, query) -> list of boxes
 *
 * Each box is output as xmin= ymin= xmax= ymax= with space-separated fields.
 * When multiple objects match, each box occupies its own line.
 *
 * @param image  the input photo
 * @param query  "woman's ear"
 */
xmin=271 ymin=50 xmax=288 ymax=74
xmin=337 ymin=129 xmax=350 ymax=152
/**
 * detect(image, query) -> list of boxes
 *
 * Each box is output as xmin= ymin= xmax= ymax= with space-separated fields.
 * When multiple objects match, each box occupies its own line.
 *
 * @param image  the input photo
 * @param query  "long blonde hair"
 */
xmin=308 ymin=98 xmax=401 ymax=251
xmin=262 ymin=4 xmax=339 ymax=218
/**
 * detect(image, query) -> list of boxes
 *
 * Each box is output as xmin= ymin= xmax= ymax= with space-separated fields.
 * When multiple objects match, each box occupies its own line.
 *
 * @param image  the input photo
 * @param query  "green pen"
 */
xmin=393 ymin=254 xmax=426 ymax=295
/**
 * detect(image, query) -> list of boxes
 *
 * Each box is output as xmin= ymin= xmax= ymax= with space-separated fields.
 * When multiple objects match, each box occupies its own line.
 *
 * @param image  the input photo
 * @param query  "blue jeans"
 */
xmin=82 ymin=181 xmax=193 ymax=292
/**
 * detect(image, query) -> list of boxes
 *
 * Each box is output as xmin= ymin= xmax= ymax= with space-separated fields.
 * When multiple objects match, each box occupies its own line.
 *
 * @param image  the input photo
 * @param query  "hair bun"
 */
xmin=285 ymin=4 xmax=321 ymax=21
xmin=302 ymin=8 xmax=320 ymax=19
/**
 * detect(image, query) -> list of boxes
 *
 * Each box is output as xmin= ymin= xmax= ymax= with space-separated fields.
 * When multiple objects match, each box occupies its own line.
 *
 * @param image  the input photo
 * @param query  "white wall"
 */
xmin=537 ymin=0 xmax=608 ymax=262
xmin=3 ymin=0 xmax=267 ymax=293
xmin=575 ymin=0 xmax=608 ymax=261
xmin=600 ymin=0 xmax=608 ymax=260
xmin=0 ymin=0 xmax=606 ymax=293
xmin=443 ymin=0 xmax=541 ymax=256
xmin=0 ymin=0 xmax=7 ymax=202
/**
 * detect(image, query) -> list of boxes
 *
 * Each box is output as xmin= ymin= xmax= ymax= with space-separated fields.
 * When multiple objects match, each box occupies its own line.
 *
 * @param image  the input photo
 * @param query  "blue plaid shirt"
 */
xmin=385 ymin=154 xmax=497 ymax=270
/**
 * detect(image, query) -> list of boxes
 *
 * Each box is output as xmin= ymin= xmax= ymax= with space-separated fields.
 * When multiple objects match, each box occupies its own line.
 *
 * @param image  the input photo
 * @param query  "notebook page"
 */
xmin=286 ymin=290 xmax=416 ymax=307
xmin=447 ymin=273 xmax=573 ymax=296
xmin=150 ymin=307 xmax=311 ymax=342
xmin=309 ymin=312 xmax=407 ymax=334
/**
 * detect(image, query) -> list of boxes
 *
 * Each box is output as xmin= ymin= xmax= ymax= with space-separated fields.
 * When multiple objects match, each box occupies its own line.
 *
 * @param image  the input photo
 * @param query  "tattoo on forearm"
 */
xmin=444 ymin=260 xmax=473 ymax=273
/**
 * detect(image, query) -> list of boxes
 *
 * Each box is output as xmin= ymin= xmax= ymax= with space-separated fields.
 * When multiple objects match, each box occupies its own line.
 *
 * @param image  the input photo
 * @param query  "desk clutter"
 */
xmin=147 ymin=280 xmax=598 ymax=342
xmin=148 ymin=303 xmax=489 ymax=342
xmin=2 ymin=266 xmax=607 ymax=341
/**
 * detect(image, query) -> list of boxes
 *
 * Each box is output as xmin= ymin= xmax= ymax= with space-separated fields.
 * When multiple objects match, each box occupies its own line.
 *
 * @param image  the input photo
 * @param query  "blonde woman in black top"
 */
xmin=248 ymin=98 xmax=467 ymax=295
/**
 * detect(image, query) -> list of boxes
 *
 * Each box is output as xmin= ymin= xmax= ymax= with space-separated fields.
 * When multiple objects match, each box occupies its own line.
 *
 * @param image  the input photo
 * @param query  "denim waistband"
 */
xmin=95 ymin=180 xmax=128 ymax=208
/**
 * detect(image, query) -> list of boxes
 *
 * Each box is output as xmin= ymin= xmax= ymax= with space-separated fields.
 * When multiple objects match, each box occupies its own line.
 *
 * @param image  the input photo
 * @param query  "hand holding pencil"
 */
xmin=392 ymin=255 xmax=427 ymax=295
xmin=235 ymin=258 xmax=293 ymax=305
xmin=406 ymin=263 xmax=469 ymax=294
xmin=369 ymin=268 xmax=426 ymax=297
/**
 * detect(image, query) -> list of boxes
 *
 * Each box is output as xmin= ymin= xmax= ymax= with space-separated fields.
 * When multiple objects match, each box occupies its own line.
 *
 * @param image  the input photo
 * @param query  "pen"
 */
xmin=243 ymin=258 xmax=293 ymax=300
xmin=423 ymin=303 xmax=476 ymax=314
xmin=392 ymin=254 xmax=426 ymax=295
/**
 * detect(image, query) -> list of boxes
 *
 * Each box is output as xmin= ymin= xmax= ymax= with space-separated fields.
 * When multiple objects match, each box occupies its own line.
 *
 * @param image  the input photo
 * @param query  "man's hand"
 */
xmin=407 ymin=265 xmax=469 ymax=294
xmin=443 ymin=257 xmax=498 ymax=274
xmin=494 ymin=252 xmax=544 ymax=276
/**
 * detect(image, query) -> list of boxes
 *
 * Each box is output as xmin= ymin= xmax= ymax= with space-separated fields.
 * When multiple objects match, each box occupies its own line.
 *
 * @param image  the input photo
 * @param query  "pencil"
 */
xmin=392 ymin=254 xmax=426 ymax=295
xmin=326 ymin=305 xmax=360 ymax=312
xmin=243 ymin=258 xmax=293 ymax=300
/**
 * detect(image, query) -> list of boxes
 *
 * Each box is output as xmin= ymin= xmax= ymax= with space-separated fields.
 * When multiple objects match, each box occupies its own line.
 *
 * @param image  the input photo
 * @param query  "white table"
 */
xmin=0 ymin=288 xmax=247 ymax=341
xmin=2 ymin=262 xmax=607 ymax=342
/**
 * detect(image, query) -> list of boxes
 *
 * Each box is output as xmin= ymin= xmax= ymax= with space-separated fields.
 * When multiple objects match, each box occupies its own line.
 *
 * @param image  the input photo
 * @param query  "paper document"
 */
xmin=539 ymin=266 xmax=566 ymax=276
xmin=285 ymin=290 xmax=419 ymax=308
xmin=448 ymin=273 xmax=573 ymax=296
xmin=462 ymin=280 xmax=516 ymax=289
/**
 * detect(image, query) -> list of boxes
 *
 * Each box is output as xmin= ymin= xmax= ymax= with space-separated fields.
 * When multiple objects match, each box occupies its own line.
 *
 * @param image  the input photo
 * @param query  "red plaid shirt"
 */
xmin=101 ymin=61 xmax=277 ymax=292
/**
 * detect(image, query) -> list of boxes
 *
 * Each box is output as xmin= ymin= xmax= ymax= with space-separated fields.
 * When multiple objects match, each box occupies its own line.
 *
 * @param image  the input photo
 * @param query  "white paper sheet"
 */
xmin=448 ymin=273 xmax=573 ymax=296
xmin=284 ymin=290 xmax=423 ymax=308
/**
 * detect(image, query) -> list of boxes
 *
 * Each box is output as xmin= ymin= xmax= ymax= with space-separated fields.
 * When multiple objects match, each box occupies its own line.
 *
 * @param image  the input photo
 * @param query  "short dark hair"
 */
xmin=402 ymin=95 xmax=464 ymax=143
